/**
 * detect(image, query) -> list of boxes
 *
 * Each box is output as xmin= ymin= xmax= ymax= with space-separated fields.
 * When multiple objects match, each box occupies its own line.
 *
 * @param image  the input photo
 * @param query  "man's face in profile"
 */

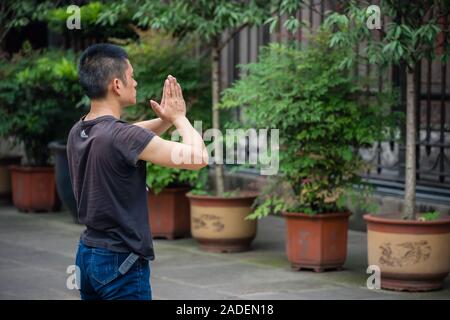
xmin=119 ymin=59 xmax=137 ymax=107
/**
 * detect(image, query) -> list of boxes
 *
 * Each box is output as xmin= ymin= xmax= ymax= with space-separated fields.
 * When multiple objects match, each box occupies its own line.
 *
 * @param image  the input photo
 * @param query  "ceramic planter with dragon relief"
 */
xmin=186 ymin=192 xmax=258 ymax=253
xmin=364 ymin=214 xmax=450 ymax=291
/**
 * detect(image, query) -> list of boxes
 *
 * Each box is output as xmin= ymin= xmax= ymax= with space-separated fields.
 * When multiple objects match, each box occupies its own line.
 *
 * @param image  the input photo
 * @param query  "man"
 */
xmin=67 ymin=43 xmax=208 ymax=300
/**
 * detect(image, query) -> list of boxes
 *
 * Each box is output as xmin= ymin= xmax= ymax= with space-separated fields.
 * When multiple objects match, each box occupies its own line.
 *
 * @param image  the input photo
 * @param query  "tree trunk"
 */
xmin=212 ymin=44 xmax=224 ymax=195
xmin=403 ymin=68 xmax=416 ymax=220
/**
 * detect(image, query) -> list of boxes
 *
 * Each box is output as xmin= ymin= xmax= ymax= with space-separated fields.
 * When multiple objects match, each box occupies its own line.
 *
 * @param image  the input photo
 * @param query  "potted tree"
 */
xmin=326 ymin=1 xmax=450 ymax=290
xmin=220 ymin=30 xmax=396 ymax=270
xmin=0 ymin=48 xmax=84 ymax=212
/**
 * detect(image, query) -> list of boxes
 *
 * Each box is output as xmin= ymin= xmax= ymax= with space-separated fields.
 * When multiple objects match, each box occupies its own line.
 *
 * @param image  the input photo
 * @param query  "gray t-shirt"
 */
xmin=67 ymin=115 xmax=156 ymax=259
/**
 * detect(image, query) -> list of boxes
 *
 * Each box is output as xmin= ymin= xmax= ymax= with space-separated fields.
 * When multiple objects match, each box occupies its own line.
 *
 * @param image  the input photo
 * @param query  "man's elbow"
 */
xmin=189 ymin=149 xmax=209 ymax=170
xmin=201 ymin=150 xmax=209 ymax=167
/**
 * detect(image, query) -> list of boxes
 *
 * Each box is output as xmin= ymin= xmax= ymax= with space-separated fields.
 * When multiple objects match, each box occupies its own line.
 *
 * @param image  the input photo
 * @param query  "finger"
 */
xmin=172 ymin=77 xmax=181 ymax=98
xmin=172 ymin=80 xmax=179 ymax=99
xmin=161 ymin=80 xmax=166 ymax=105
xmin=165 ymin=79 xmax=171 ymax=98
xmin=172 ymin=76 xmax=178 ymax=90
xmin=169 ymin=77 xmax=176 ymax=98
xmin=176 ymin=83 xmax=183 ymax=99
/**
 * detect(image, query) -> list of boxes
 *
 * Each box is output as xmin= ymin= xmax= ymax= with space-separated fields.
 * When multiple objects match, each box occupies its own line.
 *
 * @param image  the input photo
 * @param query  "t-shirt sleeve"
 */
xmin=113 ymin=123 xmax=156 ymax=167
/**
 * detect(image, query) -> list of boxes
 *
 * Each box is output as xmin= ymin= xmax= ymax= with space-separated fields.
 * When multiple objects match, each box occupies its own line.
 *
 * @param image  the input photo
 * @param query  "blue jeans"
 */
xmin=75 ymin=241 xmax=152 ymax=300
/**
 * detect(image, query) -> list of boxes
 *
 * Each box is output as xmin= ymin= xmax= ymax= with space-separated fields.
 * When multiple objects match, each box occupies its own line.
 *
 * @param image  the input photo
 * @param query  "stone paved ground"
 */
xmin=1 ymin=205 xmax=449 ymax=300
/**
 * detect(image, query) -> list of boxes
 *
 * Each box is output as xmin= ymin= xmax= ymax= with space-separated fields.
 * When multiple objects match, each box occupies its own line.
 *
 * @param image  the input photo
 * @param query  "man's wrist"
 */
xmin=172 ymin=115 xmax=188 ymax=127
xmin=160 ymin=118 xmax=172 ymax=126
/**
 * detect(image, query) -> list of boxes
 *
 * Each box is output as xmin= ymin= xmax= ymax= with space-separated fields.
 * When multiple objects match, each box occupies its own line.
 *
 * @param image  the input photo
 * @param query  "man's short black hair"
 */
xmin=78 ymin=43 xmax=129 ymax=99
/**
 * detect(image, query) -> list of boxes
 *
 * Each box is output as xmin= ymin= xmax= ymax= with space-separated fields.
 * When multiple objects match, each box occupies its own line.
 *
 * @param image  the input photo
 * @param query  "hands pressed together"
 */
xmin=139 ymin=74 xmax=208 ymax=170
xmin=150 ymin=75 xmax=186 ymax=124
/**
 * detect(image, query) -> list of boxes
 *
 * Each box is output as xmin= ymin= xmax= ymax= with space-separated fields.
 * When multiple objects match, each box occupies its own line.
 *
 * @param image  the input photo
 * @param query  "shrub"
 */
xmin=146 ymin=164 xmax=209 ymax=195
xmin=0 ymin=46 xmax=85 ymax=166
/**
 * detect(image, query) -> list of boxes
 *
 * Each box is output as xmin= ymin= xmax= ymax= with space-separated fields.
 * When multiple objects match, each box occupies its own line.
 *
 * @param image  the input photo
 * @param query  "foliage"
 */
xmin=220 ymin=30 xmax=397 ymax=218
xmin=0 ymin=0 xmax=56 ymax=45
xmin=101 ymin=0 xmax=312 ymax=43
xmin=418 ymin=211 xmax=441 ymax=222
xmin=0 ymin=46 xmax=85 ymax=166
xmin=102 ymin=0 xmax=278 ymax=43
xmin=146 ymin=163 xmax=209 ymax=195
xmin=45 ymin=1 xmax=138 ymax=41
xmin=324 ymin=0 xmax=450 ymax=70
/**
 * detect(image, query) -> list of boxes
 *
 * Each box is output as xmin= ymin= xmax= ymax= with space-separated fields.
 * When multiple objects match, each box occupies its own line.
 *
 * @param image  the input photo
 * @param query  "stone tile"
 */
xmin=0 ymin=263 xmax=78 ymax=300
xmin=153 ymin=261 xmax=313 ymax=289
xmin=151 ymin=277 xmax=239 ymax=300
xmin=211 ymin=278 xmax=337 ymax=297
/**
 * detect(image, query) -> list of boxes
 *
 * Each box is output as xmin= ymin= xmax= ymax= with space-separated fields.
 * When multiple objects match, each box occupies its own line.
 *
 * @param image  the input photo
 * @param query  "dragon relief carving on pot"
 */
xmin=379 ymin=240 xmax=432 ymax=267
xmin=192 ymin=214 xmax=225 ymax=232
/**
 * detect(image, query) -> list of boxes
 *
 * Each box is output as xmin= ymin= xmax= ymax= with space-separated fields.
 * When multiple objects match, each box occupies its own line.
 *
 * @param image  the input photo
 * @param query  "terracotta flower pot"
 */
xmin=147 ymin=187 xmax=191 ymax=239
xmin=9 ymin=165 xmax=60 ymax=212
xmin=283 ymin=211 xmax=351 ymax=272
xmin=186 ymin=192 xmax=258 ymax=253
xmin=0 ymin=156 xmax=21 ymax=203
xmin=364 ymin=213 xmax=450 ymax=291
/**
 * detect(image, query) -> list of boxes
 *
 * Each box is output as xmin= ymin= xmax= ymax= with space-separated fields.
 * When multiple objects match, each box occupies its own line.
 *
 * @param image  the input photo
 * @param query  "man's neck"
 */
xmin=86 ymin=98 xmax=122 ymax=120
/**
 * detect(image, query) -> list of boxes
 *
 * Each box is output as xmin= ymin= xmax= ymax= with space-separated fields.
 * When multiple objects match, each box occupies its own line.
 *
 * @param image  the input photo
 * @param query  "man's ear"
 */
xmin=111 ymin=78 xmax=122 ymax=96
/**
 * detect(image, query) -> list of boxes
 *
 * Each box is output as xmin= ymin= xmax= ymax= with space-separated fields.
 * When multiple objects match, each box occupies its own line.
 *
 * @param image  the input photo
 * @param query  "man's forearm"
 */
xmin=173 ymin=116 xmax=208 ymax=164
xmin=133 ymin=118 xmax=172 ymax=136
xmin=173 ymin=116 xmax=202 ymax=146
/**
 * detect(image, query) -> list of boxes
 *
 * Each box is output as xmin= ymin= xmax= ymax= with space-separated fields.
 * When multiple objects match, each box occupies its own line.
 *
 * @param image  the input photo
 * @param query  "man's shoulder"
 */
xmin=111 ymin=121 xmax=151 ymax=140
xmin=67 ymin=120 xmax=81 ymax=142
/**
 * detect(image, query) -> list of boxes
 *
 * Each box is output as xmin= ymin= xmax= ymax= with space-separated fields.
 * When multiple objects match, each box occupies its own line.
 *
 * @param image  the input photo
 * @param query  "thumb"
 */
xmin=150 ymin=100 xmax=163 ymax=115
